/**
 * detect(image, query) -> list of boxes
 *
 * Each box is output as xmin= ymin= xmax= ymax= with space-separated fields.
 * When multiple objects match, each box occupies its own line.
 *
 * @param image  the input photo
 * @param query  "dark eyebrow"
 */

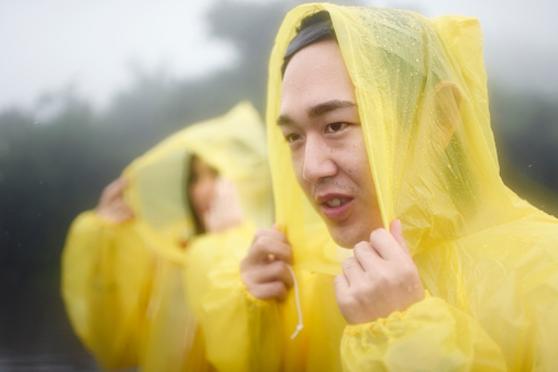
xmin=277 ymin=100 xmax=356 ymax=126
xmin=308 ymin=100 xmax=355 ymax=118
xmin=277 ymin=114 xmax=295 ymax=127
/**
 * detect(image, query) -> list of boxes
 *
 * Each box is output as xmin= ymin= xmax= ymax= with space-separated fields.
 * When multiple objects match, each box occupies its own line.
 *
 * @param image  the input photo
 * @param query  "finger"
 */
xmin=249 ymin=281 xmax=288 ymax=301
xmin=113 ymin=211 xmax=134 ymax=223
xmin=255 ymin=237 xmax=293 ymax=264
xmin=353 ymin=241 xmax=381 ymax=272
xmin=100 ymin=184 xmax=115 ymax=204
xmin=390 ymin=219 xmax=410 ymax=255
xmin=113 ymin=200 xmax=133 ymax=214
xmin=342 ymin=257 xmax=365 ymax=286
xmin=100 ymin=208 xmax=133 ymax=224
xmin=369 ymin=228 xmax=403 ymax=261
xmin=109 ymin=177 xmax=127 ymax=196
xmin=334 ymin=274 xmax=349 ymax=296
xmin=102 ymin=177 xmax=127 ymax=203
xmin=250 ymin=261 xmax=293 ymax=288
xmin=254 ymin=227 xmax=287 ymax=244
xmin=116 ymin=176 xmax=128 ymax=189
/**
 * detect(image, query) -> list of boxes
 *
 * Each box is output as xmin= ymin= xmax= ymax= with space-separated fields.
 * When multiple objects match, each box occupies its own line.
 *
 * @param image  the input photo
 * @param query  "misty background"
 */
xmin=1 ymin=0 xmax=557 ymax=370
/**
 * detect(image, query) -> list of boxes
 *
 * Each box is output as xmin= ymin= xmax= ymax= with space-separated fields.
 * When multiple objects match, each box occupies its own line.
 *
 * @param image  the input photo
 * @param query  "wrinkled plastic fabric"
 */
xmin=61 ymin=102 xmax=272 ymax=371
xmin=209 ymin=3 xmax=558 ymax=371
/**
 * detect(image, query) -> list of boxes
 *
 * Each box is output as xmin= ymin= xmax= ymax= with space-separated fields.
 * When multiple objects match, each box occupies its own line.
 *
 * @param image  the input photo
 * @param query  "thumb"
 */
xmin=390 ymin=219 xmax=409 ymax=254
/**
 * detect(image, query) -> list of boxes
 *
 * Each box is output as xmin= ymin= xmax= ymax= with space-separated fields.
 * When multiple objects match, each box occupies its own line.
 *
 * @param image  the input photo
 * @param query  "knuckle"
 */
xmin=401 ymin=266 xmax=418 ymax=283
xmin=370 ymin=228 xmax=388 ymax=242
xmin=363 ymin=270 xmax=376 ymax=283
xmin=335 ymin=291 xmax=351 ymax=306
xmin=343 ymin=295 xmax=360 ymax=309
xmin=245 ymin=282 xmax=258 ymax=296
xmin=245 ymin=247 xmax=259 ymax=262
xmin=271 ymin=282 xmax=287 ymax=298
xmin=351 ymin=284 xmax=368 ymax=300
xmin=353 ymin=244 xmax=369 ymax=261
xmin=277 ymin=282 xmax=288 ymax=296
xmin=240 ymin=269 xmax=254 ymax=285
xmin=251 ymin=287 xmax=265 ymax=300
xmin=354 ymin=241 xmax=369 ymax=252
xmin=261 ymin=236 xmax=282 ymax=254
xmin=270 ymin=260 xmax=286 ymax=275
xmin=375 ymin=273 xmax=389 ymax=288
xmin=388 ymin=274 xmax=404 ymax=288
xmin=252 ymin=230 xmax=267 ymax=244
xmin=398 ymin=260 xmax=416 ymax=277
xmin=334 ymin=275 xmax=345 ymax=286
xmin=343 ymin=257 xmax=358 ymax=270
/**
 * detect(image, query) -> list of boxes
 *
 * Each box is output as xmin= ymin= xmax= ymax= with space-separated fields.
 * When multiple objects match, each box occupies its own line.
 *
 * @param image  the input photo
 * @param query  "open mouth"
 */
xmin=323 ymin=197 xmax=349 ymax=208
xmin=317 ymin=194 xmax=354 ymax=221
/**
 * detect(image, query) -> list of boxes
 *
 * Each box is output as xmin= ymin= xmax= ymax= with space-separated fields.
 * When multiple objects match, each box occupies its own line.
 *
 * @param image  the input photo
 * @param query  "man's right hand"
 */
xmin=240 ymin=226 xmax=293 ymax=301
xmin=95 ymin=177 xmax=134 ymax=224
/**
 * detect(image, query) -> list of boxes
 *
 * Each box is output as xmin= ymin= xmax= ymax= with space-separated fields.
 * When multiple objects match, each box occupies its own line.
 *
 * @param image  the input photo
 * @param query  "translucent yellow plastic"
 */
xmin=208 ymin=3 xmax=558 ymax=371
xmin=61 ymin=102 xmax=272 ymax=371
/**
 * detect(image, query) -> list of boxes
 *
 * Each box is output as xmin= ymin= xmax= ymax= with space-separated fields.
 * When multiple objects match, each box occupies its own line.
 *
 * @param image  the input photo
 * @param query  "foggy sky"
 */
xmin=1 ymin=0 xmax=556 ymax=112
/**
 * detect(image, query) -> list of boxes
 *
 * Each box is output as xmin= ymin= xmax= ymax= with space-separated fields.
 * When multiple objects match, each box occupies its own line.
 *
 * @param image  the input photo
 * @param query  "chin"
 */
xmin=327 ymin=225 xmax=364 ymax=249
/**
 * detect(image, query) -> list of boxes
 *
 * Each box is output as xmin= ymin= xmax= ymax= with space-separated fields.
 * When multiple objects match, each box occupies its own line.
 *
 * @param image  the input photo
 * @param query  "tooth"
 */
xmin=329 ymin=198 xmax=341 ymax=207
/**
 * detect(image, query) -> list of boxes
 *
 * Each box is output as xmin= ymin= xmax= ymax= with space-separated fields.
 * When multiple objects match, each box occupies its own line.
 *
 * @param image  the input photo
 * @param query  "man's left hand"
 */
xmin=334 ymin=219 xmax=424 ymax=324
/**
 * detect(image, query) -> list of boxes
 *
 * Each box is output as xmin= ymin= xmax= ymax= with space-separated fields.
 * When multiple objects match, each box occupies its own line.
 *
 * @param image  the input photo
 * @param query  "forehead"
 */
xmin=280 ymin=39 xmax=355 ymax=118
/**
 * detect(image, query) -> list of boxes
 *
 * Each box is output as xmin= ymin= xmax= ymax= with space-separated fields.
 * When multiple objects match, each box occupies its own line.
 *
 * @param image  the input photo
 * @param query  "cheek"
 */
xmin=353 ymin=152 xmax=377 ymax=204
xmin=191 ymin=182 xmax=212 ymax=209
xmin=341 ymin=136 xmax=373 ymax=188
xmin=290 ymin=151 xmax=314 ymax=195
xmin=290 ymin=150 xmax=304 ymax=180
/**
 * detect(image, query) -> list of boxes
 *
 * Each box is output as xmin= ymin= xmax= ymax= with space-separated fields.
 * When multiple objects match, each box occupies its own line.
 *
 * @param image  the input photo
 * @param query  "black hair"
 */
xmin=281 ymin=11 xmax=336 ymax=76
xmin=185 ymin=154 xmax=206 ymax=236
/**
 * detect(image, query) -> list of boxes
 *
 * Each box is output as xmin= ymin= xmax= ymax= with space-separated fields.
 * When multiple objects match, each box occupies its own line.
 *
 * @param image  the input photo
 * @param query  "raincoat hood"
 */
xmin=266 ymin=3 xmax=556 ymax=274
xmin=123 ymin=102 xmax=272 ymax=260
xmin=191 ymin=6 xmax=558 ymax=371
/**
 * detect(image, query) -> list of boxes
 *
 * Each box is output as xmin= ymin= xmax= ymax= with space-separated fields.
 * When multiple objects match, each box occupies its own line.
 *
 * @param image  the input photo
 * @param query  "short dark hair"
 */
xmin=281 ymin=11 xmax=336 ymax=76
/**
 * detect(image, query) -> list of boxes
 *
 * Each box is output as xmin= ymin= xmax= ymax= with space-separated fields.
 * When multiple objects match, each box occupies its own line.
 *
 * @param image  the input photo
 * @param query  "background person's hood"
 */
xmin=123 ymin=101 xmax=272 ymax=260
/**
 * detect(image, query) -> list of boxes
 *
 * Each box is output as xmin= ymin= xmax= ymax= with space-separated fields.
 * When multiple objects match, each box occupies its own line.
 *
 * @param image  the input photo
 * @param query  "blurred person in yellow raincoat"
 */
xmin=203 ymin=4 xmax=558 ymax=371
xmin=61 ymin=102 xmax=272 ymax=371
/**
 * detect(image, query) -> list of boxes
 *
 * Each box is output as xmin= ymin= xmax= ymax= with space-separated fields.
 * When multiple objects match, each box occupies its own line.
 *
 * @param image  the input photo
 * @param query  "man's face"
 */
xmin=279 ymin=39 xmax=382 ymax=248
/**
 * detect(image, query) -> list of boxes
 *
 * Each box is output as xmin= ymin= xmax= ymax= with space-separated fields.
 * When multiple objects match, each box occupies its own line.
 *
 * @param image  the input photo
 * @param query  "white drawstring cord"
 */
xmin=287 ymin=265 xmax=304 ymax=340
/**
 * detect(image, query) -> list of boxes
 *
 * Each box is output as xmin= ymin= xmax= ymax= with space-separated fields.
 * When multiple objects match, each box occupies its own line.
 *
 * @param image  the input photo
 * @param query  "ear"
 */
xmin=433 ymin=80 xmax=463 ymax=149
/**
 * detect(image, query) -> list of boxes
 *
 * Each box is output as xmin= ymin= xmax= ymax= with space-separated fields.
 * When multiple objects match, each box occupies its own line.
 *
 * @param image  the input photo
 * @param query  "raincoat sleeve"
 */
xmin=340 ymin=294 xmax=506 ymax=371
xmin=195 ymin=224 xmax=282 ymax=372
xmin=61 ymin=211 xmax=154 ymax=369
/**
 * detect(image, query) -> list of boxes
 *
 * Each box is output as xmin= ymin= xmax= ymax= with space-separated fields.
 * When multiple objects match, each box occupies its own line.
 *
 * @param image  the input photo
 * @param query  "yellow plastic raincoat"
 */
xmin=61 ymin=102 xmax=272 ymax=371
xmin=204 ymin=4 xmax=558 ymax=371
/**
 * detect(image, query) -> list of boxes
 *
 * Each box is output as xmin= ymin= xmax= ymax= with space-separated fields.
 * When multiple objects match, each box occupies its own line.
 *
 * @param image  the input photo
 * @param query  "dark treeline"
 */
xmin=0 ymin=0 xmax=293 ymax=365
xmin=0 ymin=0 xmax=556 ymax=368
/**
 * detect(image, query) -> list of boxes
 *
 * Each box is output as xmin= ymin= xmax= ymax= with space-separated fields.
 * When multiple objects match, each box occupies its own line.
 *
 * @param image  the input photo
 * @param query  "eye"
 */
xmin=284 ymin=132 xmax=302 ymax=144
xmin=324 ymin=122 xmax=348 ymax=134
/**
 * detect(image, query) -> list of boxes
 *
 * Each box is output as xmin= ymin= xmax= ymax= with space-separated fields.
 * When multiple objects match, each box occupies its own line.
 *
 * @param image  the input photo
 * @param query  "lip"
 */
xmin=316 ymin=193 xmax=354 ymax=221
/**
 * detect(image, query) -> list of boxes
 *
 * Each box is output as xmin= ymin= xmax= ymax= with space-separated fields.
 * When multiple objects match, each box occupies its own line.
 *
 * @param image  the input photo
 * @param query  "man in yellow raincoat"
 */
xmin=61 ymin=102 xmax=272 ymax=371
xmin=205 ymin=4 xmax=558 ymax=371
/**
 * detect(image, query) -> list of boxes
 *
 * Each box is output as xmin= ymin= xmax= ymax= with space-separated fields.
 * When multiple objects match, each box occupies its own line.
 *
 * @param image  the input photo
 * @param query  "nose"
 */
xmin=301 ymin=134 xmax=337 ymax=183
